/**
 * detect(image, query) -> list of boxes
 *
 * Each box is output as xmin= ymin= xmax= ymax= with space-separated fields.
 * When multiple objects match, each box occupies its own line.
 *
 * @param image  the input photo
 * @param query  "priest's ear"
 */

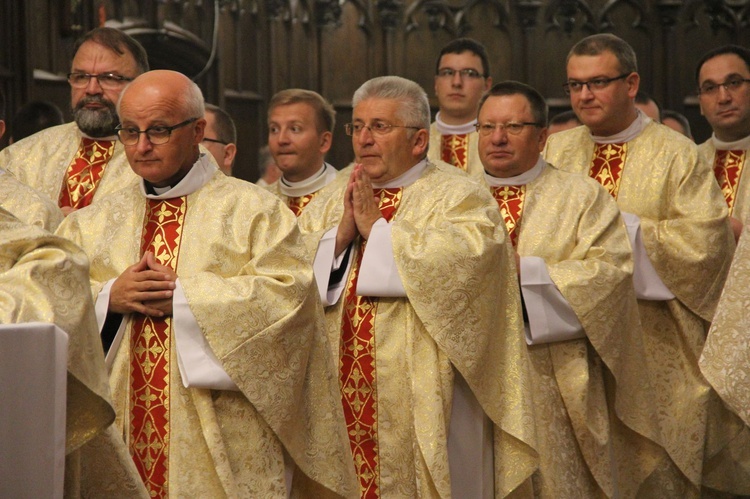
xmin=319 ymin=130 xmax=333 ymax=155
xmin=410 ymin=128 xmax=429 ymax=157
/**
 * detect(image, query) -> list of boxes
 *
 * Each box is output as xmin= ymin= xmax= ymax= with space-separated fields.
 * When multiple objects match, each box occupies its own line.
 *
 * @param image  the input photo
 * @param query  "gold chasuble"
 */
xmin=698 ymin=140 xmax=750 ymax=224
xmin=544 ymin=122 xmax=736 ymax=496
xmin=57 ymin=161 xmax=357 ymax=498
xmin=0 ymin=122 xmax=139 ymax=208
xmin=298 ymin=162 xmax=537 ymax=498
xmin=340 ymin=188 xmax=401 ymax=497
xmin=58 ymin=138 xmax=114 ymax=210
xmin=129 ymin=197 xmax=186 ymax=497
xmin=0 ymin=208 xmax=144 ymax=496
xmin=487 ymin=165 xmax=663 ymax=498
xmin=428 ymin=123 xmax=485 ymax=181
xmin=0 ymin=171 xmax=63 ymax=232
xmin=265 ymin=164 xmax=344 ymax=217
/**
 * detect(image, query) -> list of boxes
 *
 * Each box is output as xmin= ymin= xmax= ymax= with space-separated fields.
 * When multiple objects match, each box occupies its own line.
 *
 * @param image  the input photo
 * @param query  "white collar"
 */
xmin=372 ymin=159 xmax=428 ymax=189
xmin=139 ymin=153 xmax=218 ymax=199
xmin=79 ymin=129 xmax=118 ymax=141
xmin=279 ymin=163 xmax=336 ymax=197
xmin=435 ymin=112 xmax=477 ymax=135
xmin=484 ymin=157 xmax=545 ymax=187
xmin=711 ymin=133 xmax=750 ymax=151
xmin=590 ymin=109 xmax=649 ymax=144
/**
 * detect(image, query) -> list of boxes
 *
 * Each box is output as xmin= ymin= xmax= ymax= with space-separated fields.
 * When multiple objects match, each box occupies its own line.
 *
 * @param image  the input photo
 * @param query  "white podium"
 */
xmin=0 ymin=322 xmax=68 ymax=499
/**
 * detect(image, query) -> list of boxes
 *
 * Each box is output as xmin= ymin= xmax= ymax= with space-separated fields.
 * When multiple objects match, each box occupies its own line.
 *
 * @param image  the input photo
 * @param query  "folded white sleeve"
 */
xmin=312 ymin=227 xmax=353 ymax=306
xmin=94 ymin=279 xmax=116 ymax=332
xmin=520 ymin=256 xmax=586 ymax=345
xmin=173 ymin=279 xmax=238 ymax=390
xmin=357 ymin=219 xmax=406 ymax=297
xmin=620 ymin=212 xmax=675 ymax=301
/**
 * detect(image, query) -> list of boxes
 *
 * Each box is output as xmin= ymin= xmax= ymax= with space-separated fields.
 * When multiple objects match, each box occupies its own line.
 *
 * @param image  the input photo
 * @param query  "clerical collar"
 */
xmin=484 ymin=156 xmax=545 ymax=187
xmin=590 ymin=108 xmax=649 ymax=144
xmin=372 ymin=159 xmax=428 ymax=189
xmin=435 ymin=112 xmax=477 ymax=135
xmin=711 ymin=133 xmax=750 ymax=151
xmin=140 ymin=153 xmax=218 ymax=199
xmin=279 ymin=163 xmax=335 ymax=197
xmin=79 ymin=130 xmax=118 ymax=141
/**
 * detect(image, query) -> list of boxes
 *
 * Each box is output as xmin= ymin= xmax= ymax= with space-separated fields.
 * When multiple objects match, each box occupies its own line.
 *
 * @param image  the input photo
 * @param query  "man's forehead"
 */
xmin=353 ymin=98 xmax=400 ymax=119
xmin=700 ymin=53 xmax=750 ymax=81
xmin=567 ymin=51 xmax=618 ymax=73
xmin=71 ymin=41 xmax=136 ymax=69
xmin=439 ymin=51 xmax=482 ymax=68
xmin=481 ymin=94 xmax=531 ymax=117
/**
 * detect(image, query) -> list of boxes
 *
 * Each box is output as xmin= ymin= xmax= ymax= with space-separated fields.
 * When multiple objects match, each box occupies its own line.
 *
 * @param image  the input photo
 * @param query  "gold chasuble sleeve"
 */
xmin=57 ymin=175 xmax=357 ymax=498
xmin=0 ymin=173 xmax=63 ymax=231
xmin=544 ymin=124 xmax=736 ymax=494
xmin=298 ymin=163 xmax=538 ymax=498
xmin=0 ymin=122 xmax=139 ymax=207
xmin=513 ymin=166 xmax=662 ymax=497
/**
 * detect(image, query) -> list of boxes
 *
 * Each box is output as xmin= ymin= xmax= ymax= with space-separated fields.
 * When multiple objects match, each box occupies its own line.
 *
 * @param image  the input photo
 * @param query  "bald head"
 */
xmin=116 ymin=70 xmax=207 ymax=187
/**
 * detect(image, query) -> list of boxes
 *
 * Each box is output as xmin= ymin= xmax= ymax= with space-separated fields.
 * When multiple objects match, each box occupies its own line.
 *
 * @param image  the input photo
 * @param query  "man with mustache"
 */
xmin=1 ymin=27 xmax=148 ymax=215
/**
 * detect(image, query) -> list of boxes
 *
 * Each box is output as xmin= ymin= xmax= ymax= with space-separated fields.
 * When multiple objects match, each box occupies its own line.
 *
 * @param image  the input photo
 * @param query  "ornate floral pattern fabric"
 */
xmin=590 ymin=143 xmax=626 ymax=198
xmin=428 ymin=123 xmax=485 ymax=181
xmin=0 ymin=171 xmax=62 ymax=231
xmin=440 ymin=134 xmax=469 ymax=171
xmin=0 ymin=122 xmax=138 ymax=208
xmin=699 ymin=141 xmax=750 ymax=224
xmin=491 ymin=185 xmax=525 ymax=247
xmin=59 ymin=138 xmax=114 ymax=210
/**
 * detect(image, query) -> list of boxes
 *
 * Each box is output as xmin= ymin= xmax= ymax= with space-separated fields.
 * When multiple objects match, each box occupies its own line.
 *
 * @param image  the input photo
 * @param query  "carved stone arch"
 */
xmin=544 ymin=0 xmax=596 ymax=34
xmin=404 ymin=0 xmax=508 ymax=35
xmin=596 ymin=0 xmax=648 ymax=32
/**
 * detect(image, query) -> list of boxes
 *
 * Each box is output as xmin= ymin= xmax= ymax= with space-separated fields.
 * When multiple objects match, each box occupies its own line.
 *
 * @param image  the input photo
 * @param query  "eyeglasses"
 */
xmin=475 ymin=122 xmax=542 ymax=136
xmin=563 ymin=73 xmax=631 ymax=95
xmin=698 ymin=78 xmax=750 ymax=96
xmin=67 ymin=72 xmax=134 ymax=89
xmin=115 ymin=118 xmax=198 ymax=146
xmin=202 ymin=137 xmax=229 ymax=145
xmin=436 ymin=68 xmax=485 ymax=79
xmin=345 ymin=122 xmax=422 ymax=136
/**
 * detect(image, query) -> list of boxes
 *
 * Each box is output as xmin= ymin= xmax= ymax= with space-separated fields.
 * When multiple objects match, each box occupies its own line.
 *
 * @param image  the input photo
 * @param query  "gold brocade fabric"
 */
xmin=0 ymin=172 xmax=63 ymax=231
xmin=491 ymin=185 xmax=525 ymax=247
xmin=712 ymin=150 xmax=746 ymax=214
xmin=129 ymin=197 xmax=186 ymax=497
xmin=428 ymin=123 xmax=485 ymax=181
xmin=488 ymin=165 xmax=663 ymax=498
xmin=544 ymin=123 xmax=736 ymax=494
xmin=298 ymin=162 xmax=538 ymax=498
xmin=57 ymin=173 xmax=358 ymax=498
xmin=0 ymin=209 xmax=145 ymax=495
xmin=59 ymin=138 xmax=114 ymax=210
xmin=440 ymin=134 xmax=469 ymax=171
xmin=590 ymin=143 xmax=626 ymax=198
xmin=0 ymin=122 xmax=139 ymax=207
xmin=699 ymin=141 xmax=750 ymax=223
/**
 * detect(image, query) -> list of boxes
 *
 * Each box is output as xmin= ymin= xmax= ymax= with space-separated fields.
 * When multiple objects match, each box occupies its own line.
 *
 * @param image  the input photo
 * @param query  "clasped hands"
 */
xmin=109 ymin=251 xmax=176 ymax=317
xmin=335 ymin=164 xmax=384 ymax=256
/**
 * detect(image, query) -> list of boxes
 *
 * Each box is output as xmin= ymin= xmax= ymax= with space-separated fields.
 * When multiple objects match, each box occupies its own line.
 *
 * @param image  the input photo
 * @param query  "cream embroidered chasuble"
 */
xmin=57 ymin=157 xmax=357 ymax=498
xmin=1 ymin=122 xmax=139 ymax=208
xmin=485 ymin=163 xmax=663 ymax=498
xmin=698 ymin=135 xmax=750 ymax=224
xmin=0 ymin=169 xmax=63 ymax=231
xmin=428 ymin=120 xmax=485 ymax=181
xmin=298 ymin=161 xmax=537 ymax=498
xmin=544 ymin=120 xmax=737 ymax=495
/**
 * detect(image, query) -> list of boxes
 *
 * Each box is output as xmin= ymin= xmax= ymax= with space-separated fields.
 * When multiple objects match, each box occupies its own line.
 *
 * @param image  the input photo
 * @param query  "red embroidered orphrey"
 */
xmin=288 ymin=193 xmax=316 ymax=216
xmin=589 ymin=142 xmax=627 ymax=198
xmin=130 ymin=197 xmax=187 ymax=498
xmin=441 ymin=134 xmax=469 ymax=171
xmin=340 ymin=187 xmax=402 ymax=498
xmin=492 ymin=185 xmax=526 ymax=248
xmin=713 ymin=149 xmax=746 ymax=214
xmin=59 ymin=138 xmax=114 ymax=209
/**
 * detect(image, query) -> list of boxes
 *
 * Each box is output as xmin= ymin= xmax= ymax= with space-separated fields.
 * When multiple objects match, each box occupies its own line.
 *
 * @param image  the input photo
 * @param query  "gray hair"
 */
xmin=352 ymin=76 xmax=430 ymax=131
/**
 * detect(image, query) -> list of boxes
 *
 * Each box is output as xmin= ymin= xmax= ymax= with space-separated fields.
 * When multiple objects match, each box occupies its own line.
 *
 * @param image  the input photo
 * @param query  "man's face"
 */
xmin=70 ymin=41 xmax=139 ymax=137
xmin=698 ymin=53 xmax=750 ymax=142
xmin=478 ymin=94 xmax=547 ymax=178
xmin=118 ymin=87 xmax=205 ymax=188
xmin=202 ymin=111 xmax=232 ymax=175
xmin=352 ymin=98 xmax=427 ymax=184
xmin=567 ymin=51 xmax=638 ymax=136
xmin=268 ymin=102 xmax=331 ymax=182
xmin=434 ymin=51 xmax=492 ymax=125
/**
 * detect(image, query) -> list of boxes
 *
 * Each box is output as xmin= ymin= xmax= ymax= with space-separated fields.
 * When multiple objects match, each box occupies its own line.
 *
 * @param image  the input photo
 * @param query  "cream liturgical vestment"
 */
xmin=0 ymin=208 xmax=144 ymax=496
xmin=428 ymin=115 xmax=485 ymax=180
xmin=485 ymin=160 xmax=662 ymax=498
xmin=0 ymin=168 xmax=63 ymax=231
xmin=698 ymin=134 xmax=750 ymax=224
xmin=266 ymin=162 xmax=340 ymax=216
xmin=57 ymin=155 xmax=357 ymax=498
xmin=0 ymin=122 xmax=138 ymax=208
xmin=298 ymin=160 xmax=538 ymax=498
xmin=544 ymin=117 xmax=736 ymax=495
